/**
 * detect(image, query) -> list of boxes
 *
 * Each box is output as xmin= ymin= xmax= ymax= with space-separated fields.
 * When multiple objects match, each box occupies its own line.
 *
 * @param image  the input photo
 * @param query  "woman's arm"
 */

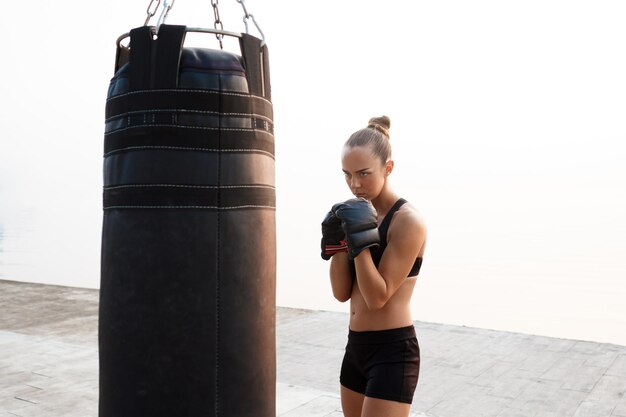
xmin=353 ymin=209 xmax=426 ymax=310
xmin=329 ymin=252 xmax=353 ymax=302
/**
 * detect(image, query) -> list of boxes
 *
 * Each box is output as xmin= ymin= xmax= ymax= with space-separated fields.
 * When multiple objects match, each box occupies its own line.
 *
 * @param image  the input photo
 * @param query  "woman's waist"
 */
xmin=347 ymin=324 xmax=416 ymax=344
xmin=349 ymin=299 xmax=413 ymax=332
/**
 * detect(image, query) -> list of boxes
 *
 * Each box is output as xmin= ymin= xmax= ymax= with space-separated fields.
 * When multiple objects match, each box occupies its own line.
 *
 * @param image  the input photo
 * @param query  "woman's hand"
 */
xmin=332 ymin=198 xmax=380 ymax=260
xmin=320 ymin=210 xmax=347 ymax=260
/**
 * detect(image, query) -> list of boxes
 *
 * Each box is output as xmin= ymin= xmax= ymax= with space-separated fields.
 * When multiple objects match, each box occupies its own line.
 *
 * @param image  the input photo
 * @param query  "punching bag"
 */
xmin=99 ymin=24 xmax=275 ymax=417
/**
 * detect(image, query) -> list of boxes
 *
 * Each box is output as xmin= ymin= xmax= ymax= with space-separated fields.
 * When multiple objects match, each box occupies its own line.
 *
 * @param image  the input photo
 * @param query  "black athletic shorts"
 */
xmin=340 ymin=325 xmax=420 ymax=404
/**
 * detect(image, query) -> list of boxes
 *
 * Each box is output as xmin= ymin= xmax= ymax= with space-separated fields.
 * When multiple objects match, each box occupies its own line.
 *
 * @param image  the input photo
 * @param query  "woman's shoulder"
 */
xmin=390 ymin=200 xmax=427 ymax=239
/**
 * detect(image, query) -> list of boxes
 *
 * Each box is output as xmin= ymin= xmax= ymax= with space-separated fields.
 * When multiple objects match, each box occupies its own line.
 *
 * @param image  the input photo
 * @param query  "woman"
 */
xmin=321 ymin=116 xmax=427 ymax=417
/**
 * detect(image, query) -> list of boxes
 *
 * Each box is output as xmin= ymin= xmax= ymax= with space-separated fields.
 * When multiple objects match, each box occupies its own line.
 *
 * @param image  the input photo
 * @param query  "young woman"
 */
xmin=320 ymin=116 xmax=427 ymax=417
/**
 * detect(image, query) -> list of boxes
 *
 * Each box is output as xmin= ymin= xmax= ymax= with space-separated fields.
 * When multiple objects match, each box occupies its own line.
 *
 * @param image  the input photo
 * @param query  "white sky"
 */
xmin=1 ymin=1 xmax=625 ymax=345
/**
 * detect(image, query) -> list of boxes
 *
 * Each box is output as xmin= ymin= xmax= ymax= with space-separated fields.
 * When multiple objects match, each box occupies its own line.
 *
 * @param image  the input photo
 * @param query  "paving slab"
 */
xmin=1 ymin=279 xmax=626 ymax=417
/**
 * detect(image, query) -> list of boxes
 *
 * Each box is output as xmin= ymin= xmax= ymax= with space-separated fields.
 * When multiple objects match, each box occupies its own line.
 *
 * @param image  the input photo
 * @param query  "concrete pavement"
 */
xmin=1 ymin=279 xmax=626 ymax=417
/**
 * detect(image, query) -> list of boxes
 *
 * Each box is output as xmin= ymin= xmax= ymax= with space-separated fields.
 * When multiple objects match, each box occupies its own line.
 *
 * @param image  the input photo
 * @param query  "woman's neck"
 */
xmin=371 ymin=185 xmax=399 ymax=219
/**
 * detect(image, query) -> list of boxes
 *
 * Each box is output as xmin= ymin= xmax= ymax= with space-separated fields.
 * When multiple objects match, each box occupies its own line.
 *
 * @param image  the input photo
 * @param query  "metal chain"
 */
xmin=236 ymin=0 xmax=265 ymax=41
xmin=211 ymin=0 xmax=225 ymax=49
xmin=156 ymin=0 xmax=175 ymax=28
xmin=143 ymin=0 xmax=265 ymax=44
xmin=236 ymin=0 xmax=250 ymax=20
xmin=144 ymin=0 xmax=162 ymax=26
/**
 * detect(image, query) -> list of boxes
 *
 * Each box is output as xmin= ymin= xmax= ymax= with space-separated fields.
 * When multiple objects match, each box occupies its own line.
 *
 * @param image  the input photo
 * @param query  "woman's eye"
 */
xmin=359 ymin=172 xmax=369 ymax=177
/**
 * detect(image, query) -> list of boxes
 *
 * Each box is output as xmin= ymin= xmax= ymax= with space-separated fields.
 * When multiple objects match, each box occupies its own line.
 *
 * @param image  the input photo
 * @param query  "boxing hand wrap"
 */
xmin=323 ymin=240 xmax=348 ymax=258
xmin=332 ymin=198 xmax=380 ymax=260
xmin=321 ymin=210 xmax=348 ymax=260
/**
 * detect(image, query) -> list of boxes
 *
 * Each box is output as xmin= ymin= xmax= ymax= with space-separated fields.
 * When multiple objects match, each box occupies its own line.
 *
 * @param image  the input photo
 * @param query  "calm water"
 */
xmin=2 ymin=185 xmax=625 ymax=347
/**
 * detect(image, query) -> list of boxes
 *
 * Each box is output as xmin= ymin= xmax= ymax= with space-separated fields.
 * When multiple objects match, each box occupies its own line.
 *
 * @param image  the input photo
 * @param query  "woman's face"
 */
xmin=341 ymin=145 xmax=390 ymax=201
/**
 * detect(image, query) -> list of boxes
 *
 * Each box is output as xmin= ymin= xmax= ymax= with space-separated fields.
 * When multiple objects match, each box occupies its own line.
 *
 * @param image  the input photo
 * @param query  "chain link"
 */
xmin=236 ymin=0 xmax=250 ymax=19
xmin=211 ymin=0 xmax=225 ymax=49
xmin=236 ymin=0 xmax=265 ymax=41
xmin=156 ymin=0 xmax=175 ymax=27
xmin=144 ymin=0 xmax=162 ymax=26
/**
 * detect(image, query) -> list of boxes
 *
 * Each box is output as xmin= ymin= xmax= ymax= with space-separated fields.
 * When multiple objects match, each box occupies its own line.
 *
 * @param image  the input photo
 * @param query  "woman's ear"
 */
xmin=385 ymin=160 xmax=394 ymax=176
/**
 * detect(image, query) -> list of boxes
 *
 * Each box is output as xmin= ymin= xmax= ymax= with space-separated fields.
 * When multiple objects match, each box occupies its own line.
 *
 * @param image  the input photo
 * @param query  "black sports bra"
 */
xmin=351 ymin=198 xmax=423 ymax=277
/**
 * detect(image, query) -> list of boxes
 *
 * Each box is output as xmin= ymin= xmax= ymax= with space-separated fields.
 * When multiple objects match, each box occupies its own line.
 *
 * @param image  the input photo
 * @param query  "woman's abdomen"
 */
xmin=349 ymin=278 xmax=416 ymax=331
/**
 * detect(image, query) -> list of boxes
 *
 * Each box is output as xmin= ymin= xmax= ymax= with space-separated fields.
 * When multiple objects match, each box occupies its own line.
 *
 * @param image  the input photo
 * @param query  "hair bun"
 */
xmin=367 ymin=115 xmax=391 ymax=139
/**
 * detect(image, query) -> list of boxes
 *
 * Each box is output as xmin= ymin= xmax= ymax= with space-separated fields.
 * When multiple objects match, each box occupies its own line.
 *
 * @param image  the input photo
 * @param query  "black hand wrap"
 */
xmin=332 ymin=198 xmax=380 ymax=260
xmin=321 ymin=210 xmax=347 ymax=260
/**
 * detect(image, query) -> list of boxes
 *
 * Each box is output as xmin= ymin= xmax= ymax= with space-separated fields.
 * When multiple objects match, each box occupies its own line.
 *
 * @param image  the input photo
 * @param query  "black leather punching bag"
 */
xmin=99 ymin=25 xmax=275 ymax=417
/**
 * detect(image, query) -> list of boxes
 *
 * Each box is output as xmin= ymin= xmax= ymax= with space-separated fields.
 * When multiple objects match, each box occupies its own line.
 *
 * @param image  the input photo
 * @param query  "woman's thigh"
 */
xmin=340 ymin=384 xmax=365 ymax=417
xmin=362 ymin=396 xmax=411 ymax=417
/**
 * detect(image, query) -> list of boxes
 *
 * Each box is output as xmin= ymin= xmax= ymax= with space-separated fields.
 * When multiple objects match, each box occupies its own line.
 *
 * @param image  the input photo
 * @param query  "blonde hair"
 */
xmin=344 ymin=115 xmax=391 ymax=164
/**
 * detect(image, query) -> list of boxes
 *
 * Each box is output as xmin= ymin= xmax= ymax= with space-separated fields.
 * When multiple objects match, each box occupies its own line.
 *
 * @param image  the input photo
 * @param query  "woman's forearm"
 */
xmin=353 ymin=249 xmax=388 ymax=310
xmin=329 ymin=252 xmax=353 ymax=302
